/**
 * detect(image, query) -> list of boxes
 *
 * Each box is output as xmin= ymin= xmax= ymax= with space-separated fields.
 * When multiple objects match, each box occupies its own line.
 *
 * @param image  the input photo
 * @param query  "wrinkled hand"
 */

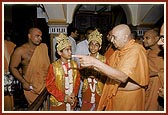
xmin=72 ymin=55 xmax=95 ymax=67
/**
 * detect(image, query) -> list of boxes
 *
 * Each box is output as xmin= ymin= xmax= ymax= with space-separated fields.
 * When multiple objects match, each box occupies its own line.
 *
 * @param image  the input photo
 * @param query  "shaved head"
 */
xmin=111 ymin=24 xmax=131 ymax=50
xmin=143 ymin=29 xmax=159 ymax=48
xmin=28 ymin=28 xmax=42 ymax=45
xmin=113 ymin=24 xmax=131 ymax=37
xmin=28 ymin=28 xmax=41 ymax=34
xmin=144 ymin=29 xmax=159 ymax=38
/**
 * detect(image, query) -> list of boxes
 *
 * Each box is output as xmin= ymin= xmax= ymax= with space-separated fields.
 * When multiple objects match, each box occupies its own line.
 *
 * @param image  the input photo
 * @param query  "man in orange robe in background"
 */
xmin=4 ymin=35 xmax=16 ymax=111
xmin=143 ymin=29 xmax=164 ymax=111
xmin=157 ymin=23 xmax=165 ymax=110
xmin=10 ymin=28 xmax=50 ymax=105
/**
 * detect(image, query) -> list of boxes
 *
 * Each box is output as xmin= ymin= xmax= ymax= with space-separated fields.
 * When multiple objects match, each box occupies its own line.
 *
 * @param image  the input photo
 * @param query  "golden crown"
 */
xmin=88 ymin=29 xmax=103 ymax=46
xmin=56 ymin=33 xmax=71 ymax=51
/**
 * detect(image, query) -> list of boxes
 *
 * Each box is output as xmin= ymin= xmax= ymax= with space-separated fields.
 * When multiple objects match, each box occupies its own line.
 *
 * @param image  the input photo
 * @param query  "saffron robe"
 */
xmin=145 ymin=47 xmax=164 ymax=111
xmin=46 ymin=59 xmax=80 ymax=111
xmin=4 ymin=40 xmax=16 ymax=73
xmin=104 ymin=44 xmax=114 ymax=61
xmin=80 ymin=54 xmax=107 ymax=111
xmin=97 ymin=39 xmax=149 ymax=111
xmin=24 ymin=43 xmax=50 ymax=104
xmin=4 ymin=40 xmax=16 ymax=111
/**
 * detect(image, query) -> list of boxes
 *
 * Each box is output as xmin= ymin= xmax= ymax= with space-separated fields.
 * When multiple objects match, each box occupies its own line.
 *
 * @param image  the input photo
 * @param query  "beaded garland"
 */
xmin=62 ymin=60 xmax=73 ymax=111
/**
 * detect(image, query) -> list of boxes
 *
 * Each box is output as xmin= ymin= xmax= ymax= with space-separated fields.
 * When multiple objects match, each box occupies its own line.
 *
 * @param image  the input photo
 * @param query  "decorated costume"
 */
xmin=46 ymin=33 xmax=80 ymax=111
xmin=80 ymin=30 xmax=107 ymax=111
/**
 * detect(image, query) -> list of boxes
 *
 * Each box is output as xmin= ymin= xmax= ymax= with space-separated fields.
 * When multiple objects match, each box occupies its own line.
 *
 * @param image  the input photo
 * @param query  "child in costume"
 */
xmin=46 ymin=33 xmax=80 ymax=111
xmin=79 ymin=29 xmax=107 ymax=111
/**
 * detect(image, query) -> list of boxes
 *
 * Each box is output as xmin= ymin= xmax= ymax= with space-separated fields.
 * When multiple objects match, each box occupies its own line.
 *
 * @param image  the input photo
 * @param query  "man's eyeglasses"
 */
xmin=159 ymin=35 xmax=164 ymax=42
xmin=110 ymin=35 xmax=115 ymax=42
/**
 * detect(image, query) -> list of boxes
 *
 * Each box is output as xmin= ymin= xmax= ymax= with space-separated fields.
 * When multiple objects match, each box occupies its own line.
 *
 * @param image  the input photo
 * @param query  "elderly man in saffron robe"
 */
xmin=73 ymin=24 xmax=149 ymax=111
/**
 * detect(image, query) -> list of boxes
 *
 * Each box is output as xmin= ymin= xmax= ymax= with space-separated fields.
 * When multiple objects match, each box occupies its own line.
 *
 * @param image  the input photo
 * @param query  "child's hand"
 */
xmin=67 ymin=93 xmax=75 ymax=105
xmin=70 ymin=93 xmax=77 ymax=109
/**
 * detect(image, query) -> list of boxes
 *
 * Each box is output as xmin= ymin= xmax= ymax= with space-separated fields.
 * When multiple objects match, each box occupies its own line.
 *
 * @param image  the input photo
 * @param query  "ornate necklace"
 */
xmin=62 ymin=60 xmax=73 ymax=111
xmin=87 ymin=53 xmax=99 ymax=103
xmin=87 ymin=77 xmax=98 ymax=103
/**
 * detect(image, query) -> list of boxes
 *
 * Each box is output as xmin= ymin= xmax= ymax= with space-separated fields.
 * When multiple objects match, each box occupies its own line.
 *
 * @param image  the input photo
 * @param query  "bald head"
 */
xmin=28 ymin=28 xmax=42 ymax=34
xmin=144 ymin=29 xmax=159 ymax=37
xmin=143 ymin=29 xmax=159 ymax=48
xmin=111 ymin=24 xmax=131 ymax=50
xmin=147 ymin=29 xmax=159 ymax=39
xmin=113 ymin=24 xmax=131 ymax=37
xmin=28 ymin=27 xmax=42 ymax=45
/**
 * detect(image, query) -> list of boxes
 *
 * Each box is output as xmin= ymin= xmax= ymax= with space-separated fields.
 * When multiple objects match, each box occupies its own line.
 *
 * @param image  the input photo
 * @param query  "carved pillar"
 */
xmin=43 ymin=4 xmax=77 ymax=62
xmin=48 ymin=24 xmax=68 ymax=62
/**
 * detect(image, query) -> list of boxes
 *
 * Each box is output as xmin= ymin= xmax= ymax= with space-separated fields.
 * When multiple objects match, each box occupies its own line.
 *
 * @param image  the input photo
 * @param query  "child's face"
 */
xmin=89 ymin=40 xmax=101 ymax=54
xmin=60 ymin=46 xmax=72 ymax=60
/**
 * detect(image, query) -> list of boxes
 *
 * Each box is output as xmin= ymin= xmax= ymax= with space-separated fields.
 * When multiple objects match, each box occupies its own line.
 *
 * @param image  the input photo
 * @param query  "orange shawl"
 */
xmin=97 ymin=39 xmax=149 ymax=111
xmin=104 ymin=46 xmax=114 ymax=62
xmin=24 ymin=43 xmax=50 ymax=104
xmin=4 ymin=40 xmax=16 ymax=73
xmin=145 ymin=48 xmax=164 ymax=110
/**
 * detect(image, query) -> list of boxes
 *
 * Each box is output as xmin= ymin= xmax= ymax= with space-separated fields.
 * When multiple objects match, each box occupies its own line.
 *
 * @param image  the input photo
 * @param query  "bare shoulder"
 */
xmin=13 ymin=44 xmax=28 ymax=56
xmin=10 ymin=44 xmax=29 ymax=68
